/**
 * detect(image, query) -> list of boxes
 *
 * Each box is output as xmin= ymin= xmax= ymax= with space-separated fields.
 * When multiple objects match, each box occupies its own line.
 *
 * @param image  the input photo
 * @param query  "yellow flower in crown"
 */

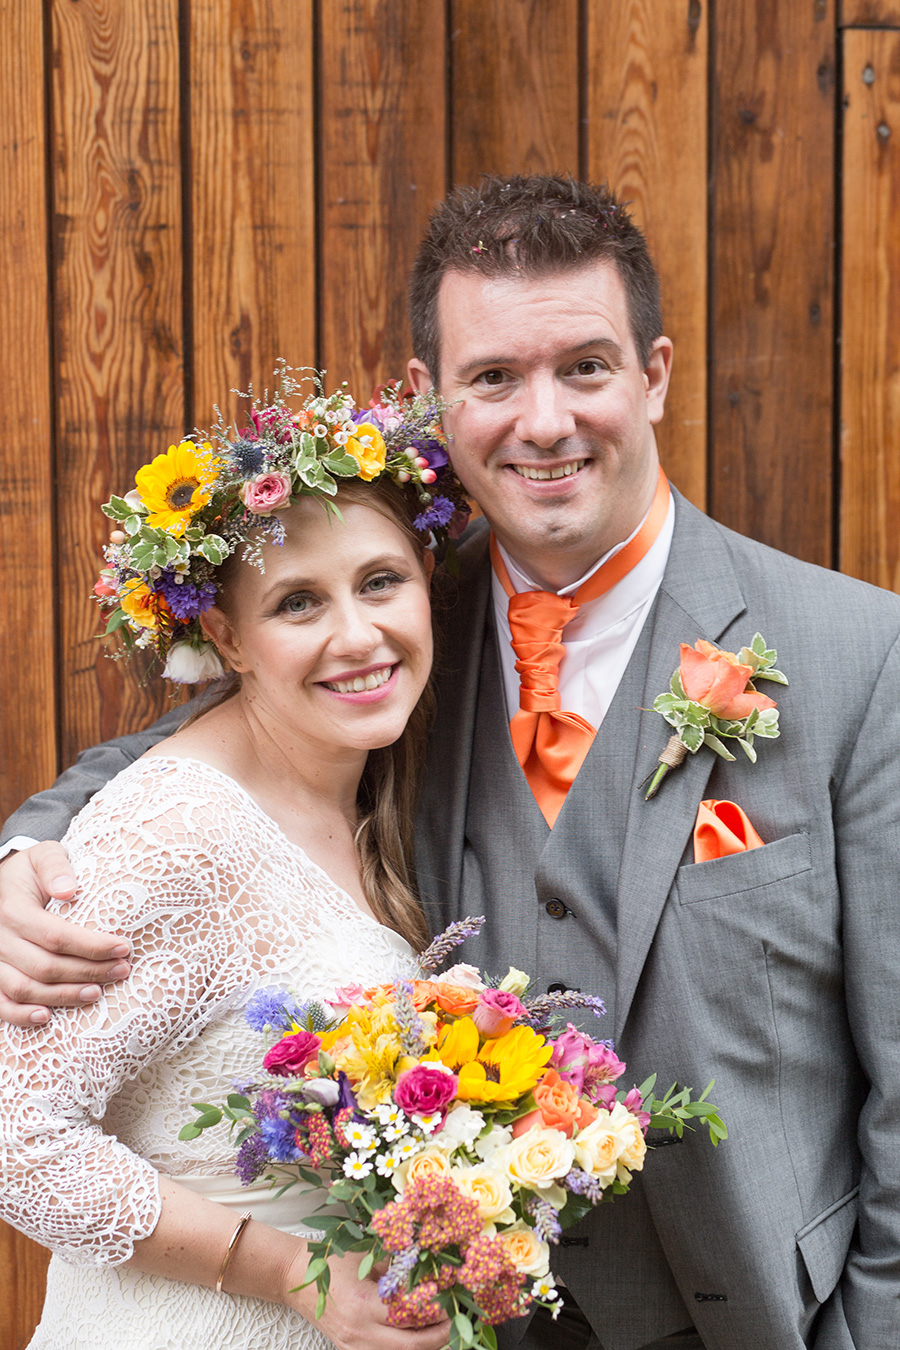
xmin=344 ymin=422 xmax=387 ymax=481
xmin=426 ymin=1017 xmax=553 ymax=1105
xmin=135 ymin=440 xmax=219 ymax=536
xmin=119 ymin=579 xmax=170 ymax=631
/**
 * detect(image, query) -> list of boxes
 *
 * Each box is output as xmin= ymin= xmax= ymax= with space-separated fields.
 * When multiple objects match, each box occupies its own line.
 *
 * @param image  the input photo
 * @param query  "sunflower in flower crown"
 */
xmin=135 ymin=440 xmax=219 ymax=536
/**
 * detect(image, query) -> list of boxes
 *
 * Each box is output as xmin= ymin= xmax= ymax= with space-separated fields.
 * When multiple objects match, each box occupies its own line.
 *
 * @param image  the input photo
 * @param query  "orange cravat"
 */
xmin=491 ymin=467 xmax=671 ymax=828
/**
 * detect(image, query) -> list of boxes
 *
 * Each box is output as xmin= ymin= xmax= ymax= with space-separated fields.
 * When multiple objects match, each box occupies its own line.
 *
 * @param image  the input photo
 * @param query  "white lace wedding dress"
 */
xmin=0 ymin=756 xmax=417 ymax=1349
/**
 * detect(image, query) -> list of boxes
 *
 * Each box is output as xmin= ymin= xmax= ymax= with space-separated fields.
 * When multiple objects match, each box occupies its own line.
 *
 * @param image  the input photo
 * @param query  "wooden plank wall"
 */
xmin=2 ymin=1 xmax=899 ymax=1341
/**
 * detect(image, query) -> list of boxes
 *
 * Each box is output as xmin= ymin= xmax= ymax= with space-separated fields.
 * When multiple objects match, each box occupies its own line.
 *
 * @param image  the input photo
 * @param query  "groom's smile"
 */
xmin=410 ymin=259 xmax=674 ymax=592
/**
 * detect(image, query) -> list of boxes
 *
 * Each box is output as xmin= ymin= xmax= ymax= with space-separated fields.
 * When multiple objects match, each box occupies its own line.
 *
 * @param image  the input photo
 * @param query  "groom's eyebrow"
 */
xmin=455 ymin=335 xmax=624 ymax=379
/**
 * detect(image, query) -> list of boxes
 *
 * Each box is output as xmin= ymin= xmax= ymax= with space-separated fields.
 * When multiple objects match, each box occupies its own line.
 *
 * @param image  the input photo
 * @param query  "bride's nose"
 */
xmin=326 ymin=595 xmax=382 ymax=657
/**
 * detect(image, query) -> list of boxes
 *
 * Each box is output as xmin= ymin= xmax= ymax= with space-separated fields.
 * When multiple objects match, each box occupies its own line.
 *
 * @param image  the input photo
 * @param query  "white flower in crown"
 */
xmin=375 ymin=1149 xmax=402 ymax=1177
xmin=393 ymin=1135 xmax=423 ymax=1160
xmin=412 ymin=1111 xmax=443 ymax=1134
xmin=374 ymin=1102 xmax=407 ymax=1129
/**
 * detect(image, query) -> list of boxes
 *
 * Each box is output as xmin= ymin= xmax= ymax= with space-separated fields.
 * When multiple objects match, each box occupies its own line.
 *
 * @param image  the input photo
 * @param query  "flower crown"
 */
xmin=94 ymin=365 xmax=469 ymax=684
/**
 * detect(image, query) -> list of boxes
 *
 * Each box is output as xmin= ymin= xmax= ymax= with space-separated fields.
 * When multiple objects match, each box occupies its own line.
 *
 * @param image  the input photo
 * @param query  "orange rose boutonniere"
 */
xmin=645 ymin=633 xmax=787 ymax=799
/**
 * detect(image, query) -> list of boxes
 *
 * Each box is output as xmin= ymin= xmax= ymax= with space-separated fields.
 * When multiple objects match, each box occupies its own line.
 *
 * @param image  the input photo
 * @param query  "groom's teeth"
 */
xmin=513 ymin=460 xmax=586 ymax=481
xmin=325 ymin=666 xmax=394 ymax=693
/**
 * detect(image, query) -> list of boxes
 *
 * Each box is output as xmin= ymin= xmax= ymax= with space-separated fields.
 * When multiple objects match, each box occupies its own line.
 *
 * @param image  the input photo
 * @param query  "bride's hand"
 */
xmin=285 ymin=1247 xmax=450 ymax=1350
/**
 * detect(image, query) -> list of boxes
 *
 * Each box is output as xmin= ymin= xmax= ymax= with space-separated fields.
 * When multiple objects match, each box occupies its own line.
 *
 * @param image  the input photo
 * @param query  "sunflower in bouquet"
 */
xmin=183 ymin=919 xmax=726 ymax=1350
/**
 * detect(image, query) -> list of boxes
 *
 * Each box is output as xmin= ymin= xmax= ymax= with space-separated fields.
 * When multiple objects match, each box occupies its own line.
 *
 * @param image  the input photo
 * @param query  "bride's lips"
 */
xmin=317 ymin=662 xmax=399 ymax=704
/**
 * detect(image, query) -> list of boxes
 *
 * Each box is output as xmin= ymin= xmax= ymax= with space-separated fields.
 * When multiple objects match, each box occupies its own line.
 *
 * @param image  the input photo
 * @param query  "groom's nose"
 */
xmin=513 ymin=375 xmax=577 ymax=448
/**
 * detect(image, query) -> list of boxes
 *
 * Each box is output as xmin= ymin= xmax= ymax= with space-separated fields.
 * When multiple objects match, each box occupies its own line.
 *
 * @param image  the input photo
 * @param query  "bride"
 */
xmin=0 ymin=387 xmax=465 ymax=1350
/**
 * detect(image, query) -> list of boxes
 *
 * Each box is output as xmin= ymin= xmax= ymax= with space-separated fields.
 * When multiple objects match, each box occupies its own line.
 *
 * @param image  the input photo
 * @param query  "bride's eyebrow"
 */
xmin=259 ymin=555 xmax=413 ymax=602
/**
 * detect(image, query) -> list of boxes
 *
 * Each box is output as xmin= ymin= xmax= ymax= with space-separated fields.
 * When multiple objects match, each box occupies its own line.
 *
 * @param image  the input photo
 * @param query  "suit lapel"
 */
xmin=416 ymin=526 xmax=493 ymax=927
xmin=614 ymin=493 xmax=748 ymax=1040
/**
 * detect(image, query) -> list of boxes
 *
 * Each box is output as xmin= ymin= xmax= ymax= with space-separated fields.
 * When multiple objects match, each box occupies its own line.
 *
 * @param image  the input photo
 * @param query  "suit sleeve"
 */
xmin=0 ymin=703 xmax=193 ymax=848
xmin=827 ymin=630 xmax=900 ymax=1346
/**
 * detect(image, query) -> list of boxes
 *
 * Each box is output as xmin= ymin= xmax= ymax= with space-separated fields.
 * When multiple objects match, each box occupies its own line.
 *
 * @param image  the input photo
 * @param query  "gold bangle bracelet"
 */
xmin=215 ymin=1210 xmax=252 ymax=1294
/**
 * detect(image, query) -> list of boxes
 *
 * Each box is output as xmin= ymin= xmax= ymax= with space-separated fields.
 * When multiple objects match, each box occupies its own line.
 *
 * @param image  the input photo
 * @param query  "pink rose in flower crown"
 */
xmin=240 ymin=471 xmax=293 ymax=514
xmin=263 ymin=1029 xmax=321 ymax=1077
xmin=679 ymin=640 xmax=777 ymax=721
xmin=551 ymin=1024 xmax=625 ymax=1096
xmin=472 ymin=989 xmax=527 ymax=1039
xmin=394 ymin=1064 xmax=458 ymax=1117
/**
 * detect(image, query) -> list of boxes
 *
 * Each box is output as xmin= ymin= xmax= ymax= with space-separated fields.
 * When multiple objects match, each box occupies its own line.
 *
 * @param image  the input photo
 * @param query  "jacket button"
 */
xmin=546 ymin=980 xmax=568 ymax=994
xmin=545 ymin=898 xmax=567 ymax=919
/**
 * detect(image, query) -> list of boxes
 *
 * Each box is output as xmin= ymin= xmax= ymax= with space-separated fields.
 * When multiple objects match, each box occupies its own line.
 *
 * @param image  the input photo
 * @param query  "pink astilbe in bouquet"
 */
xmin=181 ymin=919 xmax=726 ymax=1350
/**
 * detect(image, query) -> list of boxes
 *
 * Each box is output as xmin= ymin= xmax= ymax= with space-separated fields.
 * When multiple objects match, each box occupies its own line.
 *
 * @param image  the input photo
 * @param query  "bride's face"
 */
xmin=203 ymin=497 xmax=433 ymax=758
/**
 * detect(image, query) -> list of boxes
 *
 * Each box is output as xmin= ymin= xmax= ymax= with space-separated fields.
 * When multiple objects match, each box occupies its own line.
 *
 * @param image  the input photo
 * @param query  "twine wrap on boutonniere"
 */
xmin=644 ymin=633 xmax=788 ymax=800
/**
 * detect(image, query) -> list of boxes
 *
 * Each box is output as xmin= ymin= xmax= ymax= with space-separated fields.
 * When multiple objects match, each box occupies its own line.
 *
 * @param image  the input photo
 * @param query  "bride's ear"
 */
xmin=200 ymin=606 xmax=243 ymax=671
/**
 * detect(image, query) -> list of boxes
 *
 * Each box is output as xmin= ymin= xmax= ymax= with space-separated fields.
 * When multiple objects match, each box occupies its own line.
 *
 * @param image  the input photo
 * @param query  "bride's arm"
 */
xmin=0 ymin=783 xmax=448 ymax=1349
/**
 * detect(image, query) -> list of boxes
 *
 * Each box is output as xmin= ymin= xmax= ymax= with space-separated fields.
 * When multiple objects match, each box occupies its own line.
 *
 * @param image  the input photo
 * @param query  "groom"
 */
xmin=2 ymin=176 xmax=900 ymax=1350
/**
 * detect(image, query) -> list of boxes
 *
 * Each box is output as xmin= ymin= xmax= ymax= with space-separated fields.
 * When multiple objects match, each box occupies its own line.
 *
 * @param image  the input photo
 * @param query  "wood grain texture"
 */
xmin=319 ymin=0 xmax=446 ymax=396
xmin=0 ymin=0 xmax=57 ymax=821
xmin=711 ymin=0 xmax=836 ymax=564
xmin=189 ymin=0 xmax=316 ymax=426
xmin=450 ymin=0 xmax=579 ymax=183
xmin=586 ymin=0 xmax=708 ymax=511
xmin=840 ymin=29 xmax=900 ymax=589
xmin=840 ymin=1 xmax=900 ymax=25
xmin=0 ymin=1223 xmax=50 ymax=1350
xmin=51 ymin=0 xmax=185 ymax=763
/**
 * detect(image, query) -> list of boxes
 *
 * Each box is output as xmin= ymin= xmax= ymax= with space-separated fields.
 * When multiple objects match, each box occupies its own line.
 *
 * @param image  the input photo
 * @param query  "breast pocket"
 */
xmin=675 ymin=830 xmax=812 ymax=905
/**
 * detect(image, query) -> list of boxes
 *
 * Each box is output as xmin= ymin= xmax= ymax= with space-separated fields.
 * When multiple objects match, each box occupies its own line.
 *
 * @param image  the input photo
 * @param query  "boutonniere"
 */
xmin=644 ymin=634 xmax=788 ymax=800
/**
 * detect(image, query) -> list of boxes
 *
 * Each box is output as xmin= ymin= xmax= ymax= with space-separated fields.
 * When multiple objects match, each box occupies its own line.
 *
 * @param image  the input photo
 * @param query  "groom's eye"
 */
xmin=478 ymin=369 xmax=506 ymax=386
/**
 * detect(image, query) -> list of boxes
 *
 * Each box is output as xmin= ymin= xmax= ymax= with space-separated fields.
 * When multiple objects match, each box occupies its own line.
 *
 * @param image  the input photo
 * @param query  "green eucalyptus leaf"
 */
xmin=680 ymin=724 xmax=704 ymax=753
xmin=103 ymin=609 xmax=128 ymax=635
xmin=454 ymin=1312 xmax=475 ymax=1346
xmin=177 ymin=1123 xmax=202 ymax=1141
xmin=357 ymin=1251 xmax=375 ymax=1280
xmin=702 ymin=732 xmax=736 ymax=761
xmin=227 ymin=1093 xmax=252 ymax=1111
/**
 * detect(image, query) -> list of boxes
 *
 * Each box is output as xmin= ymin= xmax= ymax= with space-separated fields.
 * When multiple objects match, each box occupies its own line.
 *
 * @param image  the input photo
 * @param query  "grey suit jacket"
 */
xmin=6 ymin=492 xmax=900 ymax=1348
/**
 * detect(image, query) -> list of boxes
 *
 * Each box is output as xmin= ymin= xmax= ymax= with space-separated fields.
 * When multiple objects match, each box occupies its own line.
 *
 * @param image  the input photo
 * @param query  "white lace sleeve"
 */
xmin=0 ymin=763 xmax=269 ymax=1267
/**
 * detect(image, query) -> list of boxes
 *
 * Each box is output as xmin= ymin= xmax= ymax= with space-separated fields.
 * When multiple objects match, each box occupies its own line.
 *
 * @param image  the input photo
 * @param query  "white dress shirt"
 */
xmin=492 ymin=493 xmax=675 ymax=728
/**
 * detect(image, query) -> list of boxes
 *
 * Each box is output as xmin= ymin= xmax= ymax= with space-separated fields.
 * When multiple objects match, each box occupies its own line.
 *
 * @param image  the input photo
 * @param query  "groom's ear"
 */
xmin=407 ymin=357 xmax=433 ymax=395
xmin=644 ymin=337 xmax=673 ymax=427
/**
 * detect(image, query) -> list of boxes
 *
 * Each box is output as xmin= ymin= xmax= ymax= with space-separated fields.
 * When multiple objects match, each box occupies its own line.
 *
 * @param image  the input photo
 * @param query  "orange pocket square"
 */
xmin=693 ymin=799 xmax=765 ymax=864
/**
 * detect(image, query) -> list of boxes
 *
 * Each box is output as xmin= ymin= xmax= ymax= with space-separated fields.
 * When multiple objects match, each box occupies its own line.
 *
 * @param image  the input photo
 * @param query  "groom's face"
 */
xmin=409 ymin=260 xmax=672 ymax=590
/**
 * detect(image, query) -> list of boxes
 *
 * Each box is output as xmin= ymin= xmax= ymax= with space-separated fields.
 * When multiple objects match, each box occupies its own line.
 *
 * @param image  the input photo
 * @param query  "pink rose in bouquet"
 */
xmin=262 ymin=1029 xmax=321 ymax=1077
xmin=394 ymin=1064 xmax=459 ymax=1117
xmin=472 ymin=989 xmax=528 ymax=1038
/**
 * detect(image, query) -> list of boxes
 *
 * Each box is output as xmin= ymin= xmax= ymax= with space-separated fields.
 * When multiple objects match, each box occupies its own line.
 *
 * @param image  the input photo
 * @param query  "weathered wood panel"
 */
xmin=451 ymin=0 xmax=579 ymax=183
xmin=0 ymin=1224 xmax=50 ymax=1350
xmin=0 ymin=0 xmax=56 ymax=825
xmin=711 ymin=0 xmax=836 ymax=564
xmin=51 ymin=0 xmax=185 ymax=762
xmin=189 ymin=0 xmax=316 ymax=427
xmin=840 ymin=2 xmax=900 ymax=24
xmin=586 ymin=0 xmax=708 ymax=511
xmin=318 ymin=0 xmax=446 ymax=397
xmin=840 ymin=29 xmax=900 ymax=589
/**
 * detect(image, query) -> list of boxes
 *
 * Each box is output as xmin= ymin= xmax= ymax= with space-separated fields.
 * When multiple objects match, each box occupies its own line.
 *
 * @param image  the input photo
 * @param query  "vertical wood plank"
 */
xmin=51 ymin=0 xmax=185 ymax=763
xmin=586 ymin=0 xmax=708 ymax=511
xmin=711 ymin=0 xmax=836 ymax=563
xmin=0 ymin=1224 xmax=50 ymax=1350
xmin=840 ymin=2 xmax=900 ymax=24
xmin=451 ymin=0 xmax=579 ymax=184
xmin=189 ymin=1 xmax=316 ymax=426
xmin=0 ymin=0 xmax=56 ymax=822
xmin=840 ymin=29 xmax=900 ymax=590
xmin=319 ymin=0 xmax=446 ymax=397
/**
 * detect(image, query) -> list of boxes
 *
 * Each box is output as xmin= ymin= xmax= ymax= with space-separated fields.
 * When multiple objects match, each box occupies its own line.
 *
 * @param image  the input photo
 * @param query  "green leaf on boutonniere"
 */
xmin=702 ymin=732 xmax=736 ymax=760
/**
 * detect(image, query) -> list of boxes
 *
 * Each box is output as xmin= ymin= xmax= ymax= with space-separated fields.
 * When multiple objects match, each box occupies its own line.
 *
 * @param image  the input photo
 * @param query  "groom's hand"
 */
xmin=0 ymin=842 xmax=132 ymax=1026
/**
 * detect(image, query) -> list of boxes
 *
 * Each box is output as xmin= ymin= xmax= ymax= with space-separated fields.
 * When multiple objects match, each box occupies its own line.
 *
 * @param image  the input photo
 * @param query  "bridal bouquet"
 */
xmin=182 ymin=920 xmax=725 ymax=1349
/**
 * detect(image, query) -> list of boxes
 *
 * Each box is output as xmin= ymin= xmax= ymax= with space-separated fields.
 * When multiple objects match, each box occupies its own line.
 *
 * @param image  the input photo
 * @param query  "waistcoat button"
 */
xmin=546 ymin=980 xmax=568 ymax=994
xmin=545 ymin=898 xmax=567 ymax=919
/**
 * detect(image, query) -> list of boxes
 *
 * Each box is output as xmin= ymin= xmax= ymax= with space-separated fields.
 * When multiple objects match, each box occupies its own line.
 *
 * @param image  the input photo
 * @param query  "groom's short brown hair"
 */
xmin=409 ymin=174 xmax=663 ymax=382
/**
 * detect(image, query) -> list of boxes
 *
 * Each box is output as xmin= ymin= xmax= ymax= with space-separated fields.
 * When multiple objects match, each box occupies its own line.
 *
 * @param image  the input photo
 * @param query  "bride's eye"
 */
xmin=364 ymin=572 xmax=404 ymax=595
xmin=280 ymin=592 xmax=316 ymax=615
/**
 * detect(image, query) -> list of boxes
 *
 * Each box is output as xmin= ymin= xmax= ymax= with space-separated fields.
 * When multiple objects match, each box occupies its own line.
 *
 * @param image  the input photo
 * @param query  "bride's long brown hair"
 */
xmin=187 ymin=477 xmax=434 ymax=951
